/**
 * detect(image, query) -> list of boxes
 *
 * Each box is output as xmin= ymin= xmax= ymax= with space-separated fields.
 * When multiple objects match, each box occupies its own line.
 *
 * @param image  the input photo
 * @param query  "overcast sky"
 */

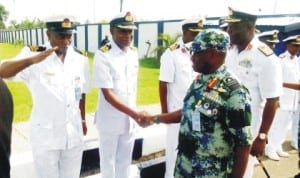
xmin=1 ymin=0 xmax=299 ymax=24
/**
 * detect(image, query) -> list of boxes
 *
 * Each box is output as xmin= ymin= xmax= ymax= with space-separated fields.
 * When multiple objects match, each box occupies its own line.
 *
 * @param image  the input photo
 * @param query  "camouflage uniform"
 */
xmin=174 ymin=65 xmax=252 ymax=178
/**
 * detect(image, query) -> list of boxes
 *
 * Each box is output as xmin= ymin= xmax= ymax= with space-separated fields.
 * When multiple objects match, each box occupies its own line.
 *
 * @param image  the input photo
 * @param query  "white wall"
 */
xmin=138 ymin=23 xmax=157 ymax=58
xmin=87 ymin=24 xmax=98 ymax=53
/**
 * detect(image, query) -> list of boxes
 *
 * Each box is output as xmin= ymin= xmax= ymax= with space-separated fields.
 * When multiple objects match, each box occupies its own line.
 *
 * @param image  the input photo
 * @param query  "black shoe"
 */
xmin=294 ymin=173 xmax=300 ymax=178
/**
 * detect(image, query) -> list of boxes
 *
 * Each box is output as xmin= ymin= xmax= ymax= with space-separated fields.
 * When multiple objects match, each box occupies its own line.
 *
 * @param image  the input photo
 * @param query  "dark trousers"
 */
xmin=0 ymin=79 xmax=13 ymax=178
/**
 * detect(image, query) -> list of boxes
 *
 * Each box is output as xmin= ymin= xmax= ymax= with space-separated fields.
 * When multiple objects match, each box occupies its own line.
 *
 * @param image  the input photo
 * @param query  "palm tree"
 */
xmin=0 ymin=4 xmax=9 ymax=29
xmin=153 ymin=33 xmax=182 ymax=59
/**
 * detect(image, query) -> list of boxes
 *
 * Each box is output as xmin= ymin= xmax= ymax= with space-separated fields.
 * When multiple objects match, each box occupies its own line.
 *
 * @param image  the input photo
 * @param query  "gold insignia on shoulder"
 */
xmin=100 ymin=44 xmax=111 ymax=53
xmin=29 ymin=45 xmax=39 ymax=52
xmin=29 ymin=45 xmax=46 ymax=52
xmin=258 ymin=45 xmax=273 ymax=56
xmin=61 ymin=18 xmax=72 ymax=28
xmin=169 ymin=43 xmax=179 ymax=51
xmin=81 ymin=51 xmax=88 ymax=57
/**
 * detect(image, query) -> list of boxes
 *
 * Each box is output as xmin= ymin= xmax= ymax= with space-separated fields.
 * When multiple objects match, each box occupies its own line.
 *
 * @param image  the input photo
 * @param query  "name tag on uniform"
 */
xmin=75 ymin=87 xmax=82 ymax=101
xmin=74 ymin=76 xmax=82 ymax=101
xmin=192 ymin=109 xmax=201 ymax=132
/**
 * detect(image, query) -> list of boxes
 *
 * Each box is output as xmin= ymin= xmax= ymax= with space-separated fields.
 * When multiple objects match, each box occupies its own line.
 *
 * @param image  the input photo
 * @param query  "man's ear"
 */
xmin=46 ymin=30 xmax=51 ymax=38
xmin=109 ymin=27 xmax=114 ymax=35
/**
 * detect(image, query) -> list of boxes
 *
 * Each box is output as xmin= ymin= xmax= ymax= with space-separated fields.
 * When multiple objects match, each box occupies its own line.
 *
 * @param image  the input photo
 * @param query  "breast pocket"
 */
xmin=113 ymin=74 xmax=127 ymax=95
xmin=40 ymin=72 xmax=63 ymax=87
xmin=200 ymin=113 xmax=217 ymax=133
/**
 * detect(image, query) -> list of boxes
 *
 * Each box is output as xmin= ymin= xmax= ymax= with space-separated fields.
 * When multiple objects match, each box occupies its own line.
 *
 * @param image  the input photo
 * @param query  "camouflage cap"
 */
xmin=190 ymin=29 xmax=230 ymax=53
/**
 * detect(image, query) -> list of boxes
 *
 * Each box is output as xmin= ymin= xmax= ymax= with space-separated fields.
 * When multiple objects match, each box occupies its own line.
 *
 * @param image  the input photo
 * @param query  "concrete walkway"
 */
xmin=10 ymin=103 xmax=299 ymax=178
xmin=10 ymin=104 xmax=162 ymax=178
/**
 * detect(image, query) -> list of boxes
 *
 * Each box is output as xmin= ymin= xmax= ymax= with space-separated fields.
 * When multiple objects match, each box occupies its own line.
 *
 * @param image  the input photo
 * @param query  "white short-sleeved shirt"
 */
xmin=93 ymin=40 xmax=139 ymax=134
xmin=12 ymin=43 xmax=90 ymax=149
xmin=159 ymin=40 xmax=195 ymax=111
xmin=226 ymin=37 xmax=283 ymax=107
xmin=278 ymin=51 xmax=300 ymax=110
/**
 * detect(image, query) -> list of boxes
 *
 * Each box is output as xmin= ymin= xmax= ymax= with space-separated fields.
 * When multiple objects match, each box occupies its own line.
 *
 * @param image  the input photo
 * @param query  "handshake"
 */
xmin=133 ymin=111 xmax=159 ymax=128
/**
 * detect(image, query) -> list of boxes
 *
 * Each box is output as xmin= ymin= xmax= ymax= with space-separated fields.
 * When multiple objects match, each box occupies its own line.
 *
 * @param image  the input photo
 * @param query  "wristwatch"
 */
xmin=153 ymin=115 xmax=160 ymax=124
xmin=258 ymin=133 xmax=267 ymax=140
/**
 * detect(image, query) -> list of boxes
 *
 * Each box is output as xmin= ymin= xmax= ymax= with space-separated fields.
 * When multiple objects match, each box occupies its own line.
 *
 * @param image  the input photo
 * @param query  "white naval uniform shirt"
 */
xmin=159 ymin=40 xmax=195 ymax=112
xmin=93 ymin=40 xmax=139 ymax=134
xmin=13 ymin=43 xmax=90 ymax=150
xmin=278 ymin=51 xmax=300 ymax=111
xmin=225 ymin=37 xmax=283 ymax=108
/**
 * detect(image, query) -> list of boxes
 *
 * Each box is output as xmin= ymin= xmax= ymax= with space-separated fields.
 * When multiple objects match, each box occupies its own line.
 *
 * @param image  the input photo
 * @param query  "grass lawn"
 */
xmin=0 ymin=43 xmax=160 ymax=123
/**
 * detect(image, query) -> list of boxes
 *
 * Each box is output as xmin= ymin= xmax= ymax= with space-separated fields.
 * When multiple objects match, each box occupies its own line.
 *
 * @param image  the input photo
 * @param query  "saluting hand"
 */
xmin=31 ymin=46 xmax=58 ymax=64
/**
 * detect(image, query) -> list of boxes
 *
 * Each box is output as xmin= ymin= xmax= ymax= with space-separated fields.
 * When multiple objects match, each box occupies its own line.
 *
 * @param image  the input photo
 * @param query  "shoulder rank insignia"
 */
xmin=224 ymin=77 xmax=240 ymax=91
xmin=258 ymin=45 xmax=273 ymax=56
xmin=29 ymin=45 xmax=46 ymax=52
xmin=130 ymin=46 xmax=137 ymax=51
xmin=279 ymin=54 xmax=286 ymax=59
xmin=169 ymin=43 xmax=179 ymax=51
xmin=73 ymin=47 xmax=88 ymax=56
xmin=100 ymin=44 xmax=111 ymax=53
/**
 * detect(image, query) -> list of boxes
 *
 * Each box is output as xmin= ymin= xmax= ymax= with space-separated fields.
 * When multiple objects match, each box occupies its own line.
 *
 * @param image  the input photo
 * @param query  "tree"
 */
xmin=0 ymin=4 xmax=9 ymax=29
xmin=153 ymin=33 xmax=181 ymax=59
xmin=8 ymin=18 xmax=44 ymax=30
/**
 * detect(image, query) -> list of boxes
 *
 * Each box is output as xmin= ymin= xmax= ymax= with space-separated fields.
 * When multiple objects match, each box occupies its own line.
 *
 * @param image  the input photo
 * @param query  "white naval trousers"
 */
xmin=164 ymin=123 xmax=180 ymax=178
xmin=31 ymin=145 xmax=83 ymax=178
xmin=98 ymin=132 xmax=135 ymax=178
xmin=267 ymin=109 xmax=293 ymax=153
xmin=291 ymin=109 xmax=300 ymax=148
xmin=243 ymin=105 xmax=263 ymax=178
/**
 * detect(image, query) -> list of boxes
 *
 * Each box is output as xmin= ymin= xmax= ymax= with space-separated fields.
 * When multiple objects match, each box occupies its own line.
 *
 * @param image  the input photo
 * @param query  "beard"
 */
xmin=55 ymin=46 xmax=68 ymax=56
xmin=195 ymin=61 xmax=212 ymax=75
xmin=201 ymin=64 xmax=211 ymax=75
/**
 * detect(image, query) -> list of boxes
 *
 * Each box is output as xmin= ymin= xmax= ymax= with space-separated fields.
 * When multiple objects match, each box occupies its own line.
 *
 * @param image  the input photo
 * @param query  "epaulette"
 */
xmin=100 ymin=44 xmax=111 ymax=53
xmin=169 ymin=43 xmax=179 ymax=51
xmin=100 ymin=38 xmax=110 ymax=47
xmin=258 ymin=45 xmax=273 ymax=56
xmin=28 ymin=45 xmax=46 ymax=52
xmin=223 ymin=77 xmax=241 ymax=92
xmin=279 ymin=54 xmax=286 ymax=59
xmin=73 ymin=47 xmax=87 ymax=56
xmin=130 ymin=46 xmax=137 ymax=51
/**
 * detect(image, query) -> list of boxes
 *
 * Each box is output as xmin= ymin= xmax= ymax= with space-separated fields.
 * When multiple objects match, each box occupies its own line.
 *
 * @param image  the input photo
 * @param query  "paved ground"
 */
xmin=10 ymin=103 xmax=299 ymax=178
